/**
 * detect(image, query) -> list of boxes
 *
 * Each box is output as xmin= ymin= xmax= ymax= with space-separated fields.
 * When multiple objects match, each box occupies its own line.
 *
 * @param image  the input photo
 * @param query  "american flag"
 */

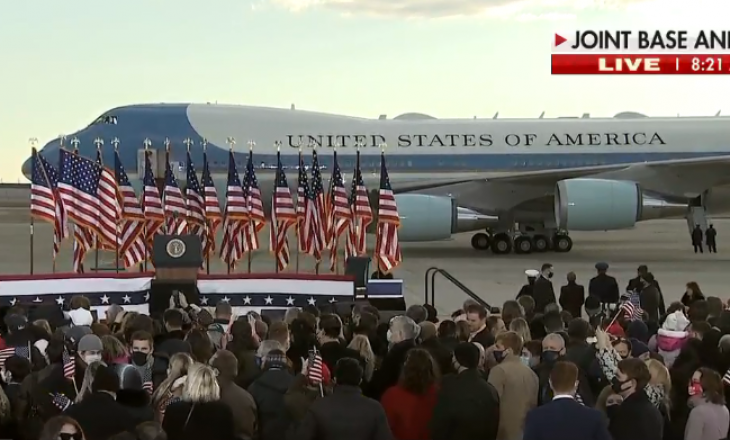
xmin=0 ymin=345 xmax=31 ymax=367
xmin=163 ymin=145 xmax=188 ymax=235
xmin=93 ymin=148 xmax=121 ymax=253
xmin=72 ymin=225 xmax=94 ymax=273
xmin=243 ymin=149 xmax=265 ymax=252
xmin=114 ymin=148 xmax=146 ymax=268
xmin=185 ymin=149 xmax=206 ymax=237
xmin=201 ymin=147 xmax=222 ymax=258
xmin=57 ymin=149 xmax=120 ymax=250
xmin=296 ymin=153 xmax=309 ymax=253
xmin=270 ymin=150 xmax=297 ymax=271
xmin=50 ymin=392 xmax=72 ymax=411
xmin=307 ymin=351 xmax=324 ymax=385
xmin=219 ymin=150 xmax=248 ymax=267
xmin=30 ymin=149 xmax=67 ymax=259
xmin=141 ymin=148 xmax=164 ymax=259
xmin=309 ymin=151 xmax=326 ymax=262
xmin=619 ymin=291 xmax=643 ymax=321
xmin=374 ymin=152 xmax=402 ymax=273
xmin=326 ymin=151 xmax=351 ymax=271
xmin=62 ymin=350 xmax=75 ymax=379
xmin=346 ymin=150 xmax=372 ymax=259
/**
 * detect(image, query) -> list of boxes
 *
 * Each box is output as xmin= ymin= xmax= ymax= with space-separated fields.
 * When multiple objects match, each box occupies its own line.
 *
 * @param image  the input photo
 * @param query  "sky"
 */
xmin=1 ymin=0 xmax=729 ymax=181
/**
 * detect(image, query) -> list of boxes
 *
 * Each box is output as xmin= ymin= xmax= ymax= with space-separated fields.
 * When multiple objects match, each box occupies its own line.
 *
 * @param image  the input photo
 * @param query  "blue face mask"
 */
xmin=519 ymin=355 xmax=531 ymax=367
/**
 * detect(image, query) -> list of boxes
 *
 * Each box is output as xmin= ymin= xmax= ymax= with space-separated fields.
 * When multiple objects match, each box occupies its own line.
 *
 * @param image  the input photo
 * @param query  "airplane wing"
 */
xmin=396 ymin=154 xmax=730 ymax=193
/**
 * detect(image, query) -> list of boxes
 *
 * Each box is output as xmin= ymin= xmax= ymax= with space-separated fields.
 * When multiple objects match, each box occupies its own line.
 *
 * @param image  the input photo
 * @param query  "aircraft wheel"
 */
xmin=471 ymin=233 xmax=491 ymax=250
xmin=514 ymin=236 xmax=533 ymax=254
xmin=491 ymin=233 xmax=513 ymax=254
xmin=554 ymin=234 xmax=573 ymax=253
xmin=533 ymin=235 xmax=549 ymax=252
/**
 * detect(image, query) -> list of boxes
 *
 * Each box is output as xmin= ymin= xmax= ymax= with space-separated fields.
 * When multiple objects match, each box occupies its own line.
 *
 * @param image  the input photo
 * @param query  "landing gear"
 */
xmin=532 ymin=235 xmax=549 ymax=253
xmin=514 ymin=236 xmax=532 ymax=254
xmin=553 ymin=234 xmax=573 ymax=253
xmin=491 ymin=233 xmax=513 ymax=254
xmin=471 ymin=233 xmax=491 ymax=250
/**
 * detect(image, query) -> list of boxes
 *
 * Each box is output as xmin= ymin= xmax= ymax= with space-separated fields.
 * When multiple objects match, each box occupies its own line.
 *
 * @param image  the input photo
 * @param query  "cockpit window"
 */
xmin=91 ymin=115 xmax=118 ymax=125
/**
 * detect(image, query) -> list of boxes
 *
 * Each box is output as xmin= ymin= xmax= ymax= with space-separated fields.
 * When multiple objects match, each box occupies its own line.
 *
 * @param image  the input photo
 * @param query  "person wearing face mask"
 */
xmin=685 ymin=368 xmax=729 ymax=440
xmin=532 ymin=263 xmax=557 ymax=314
xmin=487 ymin=331 xmax=538 ymax=440
xmin=128 ymin=331 xmax=157 ymax=393
xmin=524 ymin=361 xmax=611 ymax=440
xmin=64 ymin=365 xmax=138 ymax=440
xmin=606 ymin=358 xmax=663 ymax=440
xmin=75 ymin=335 xmax=103 ymax=389
xmin=366 ymin=315 xmax=419 ymax=401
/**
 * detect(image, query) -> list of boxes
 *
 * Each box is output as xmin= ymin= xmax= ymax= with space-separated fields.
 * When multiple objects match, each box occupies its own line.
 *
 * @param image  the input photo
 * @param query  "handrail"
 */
xmin=424 ymin=267 xmax=491 ymax=310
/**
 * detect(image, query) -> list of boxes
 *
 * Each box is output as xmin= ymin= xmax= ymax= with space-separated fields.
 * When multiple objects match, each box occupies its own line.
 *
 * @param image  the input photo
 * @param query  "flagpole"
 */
xmin=295 ymin=149 xmax=302 ymax=274
xmin=246 ymin=140 xmax=256 ymax=274
xmin=274 ymin=142 xmax=281 ymax=274
xmin=142 ymin=140 xmax=151 ymax=273
xmin=29 ymin=138 xmax=39 ymax=275
xmin=93 ymin=138 xmax=104 ymax=272
xmin=110 ymin=138 xmax=121 ymax=273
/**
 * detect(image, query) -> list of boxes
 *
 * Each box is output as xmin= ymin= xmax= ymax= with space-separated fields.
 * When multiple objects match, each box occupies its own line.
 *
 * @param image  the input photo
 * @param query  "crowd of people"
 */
xmin=0 ymin=263 xmax=728 ymax=440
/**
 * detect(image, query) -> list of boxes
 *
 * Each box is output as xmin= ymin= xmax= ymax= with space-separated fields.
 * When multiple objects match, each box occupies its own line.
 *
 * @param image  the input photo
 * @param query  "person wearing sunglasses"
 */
xmin=38 ymin=415 xmax=85 ymax=440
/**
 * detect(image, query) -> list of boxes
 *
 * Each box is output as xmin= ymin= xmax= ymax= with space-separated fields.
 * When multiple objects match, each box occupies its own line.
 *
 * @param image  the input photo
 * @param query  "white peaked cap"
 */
xmin=525 ymin=269 xmax=540 ymax=277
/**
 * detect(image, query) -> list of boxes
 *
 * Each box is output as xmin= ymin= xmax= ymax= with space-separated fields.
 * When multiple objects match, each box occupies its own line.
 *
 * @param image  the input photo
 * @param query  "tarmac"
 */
xmin=0 ymin=207 xmax=727 ymax=316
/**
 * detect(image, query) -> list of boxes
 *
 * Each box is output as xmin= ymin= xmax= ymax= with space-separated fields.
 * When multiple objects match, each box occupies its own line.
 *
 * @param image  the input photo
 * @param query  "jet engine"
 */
xmin=554 ymin=179 xmax=642 ymax=231
xmin=386 ymin=194 xmax=497 ymax=242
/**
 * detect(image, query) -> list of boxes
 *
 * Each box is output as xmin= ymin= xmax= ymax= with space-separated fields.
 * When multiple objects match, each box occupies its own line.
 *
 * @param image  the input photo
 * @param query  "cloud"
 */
xmin=268 ymin=0 xmax=652 ymax=19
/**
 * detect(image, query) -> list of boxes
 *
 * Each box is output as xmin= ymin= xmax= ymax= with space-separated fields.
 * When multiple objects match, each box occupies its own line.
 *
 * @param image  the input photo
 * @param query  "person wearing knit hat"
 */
xmin=78 ymin=334 xmax=103 ymax=365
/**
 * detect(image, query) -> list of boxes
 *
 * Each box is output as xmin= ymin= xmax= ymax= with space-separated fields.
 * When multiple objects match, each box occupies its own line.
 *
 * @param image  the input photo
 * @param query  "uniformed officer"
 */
xmin=517 ymin=269 xmax=540 ymax=299
xmin=533 ymin=263 xmax=557 ymax=314
xmin=588 ymin=262 xmax=620 ymax=312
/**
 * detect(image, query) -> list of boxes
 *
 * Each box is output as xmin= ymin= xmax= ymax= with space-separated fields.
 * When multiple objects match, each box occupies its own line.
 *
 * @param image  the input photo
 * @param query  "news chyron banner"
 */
xmin=552 ymin=30 xmax=730 ymax=75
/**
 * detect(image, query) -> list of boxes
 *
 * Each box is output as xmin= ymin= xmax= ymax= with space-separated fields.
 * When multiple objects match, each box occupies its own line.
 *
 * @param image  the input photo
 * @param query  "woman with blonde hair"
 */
xmin=162 ymin=363 xmax=235 ymax=440
xmin=347 ymin=334 xmax=375 ymax=382
xmin=151 ymin=352 xmax=194 ymax=422
xmin=76 ymin=361 xmax=105 ymax=403
xmin=101 ymin=335 xmax=129 ymax=365
xmin=39 ymin=415 xmax=86 ymax=440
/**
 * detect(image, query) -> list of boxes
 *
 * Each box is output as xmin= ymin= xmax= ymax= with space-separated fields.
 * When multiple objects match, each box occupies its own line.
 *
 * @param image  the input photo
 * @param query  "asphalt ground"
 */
xmin=0 ymin=208 xmax=725 ymax=315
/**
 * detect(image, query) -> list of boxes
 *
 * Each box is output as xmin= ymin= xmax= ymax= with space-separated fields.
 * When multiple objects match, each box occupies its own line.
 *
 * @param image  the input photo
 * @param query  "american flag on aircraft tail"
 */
xmin=114 ymin=148 xmax=146 ymax=268
xmin=30 ymin=149 xmax=67 ymax=260
xmin=270 ymin=150 xmax=296 ymax=271
xmin=374 ymin=151 xmax=402 ymax=273
xmin=163 ymin=143 xmax=188 ymax=235
xmin=220 ymin=150 xmax=248 ymax=267
xmin=327 ymin=151 xmax=351 ymax=272
xmin=243 ymin=149 xmax=265 ymax=252
xmin=201 ymin=146 xmax=222 ymax=259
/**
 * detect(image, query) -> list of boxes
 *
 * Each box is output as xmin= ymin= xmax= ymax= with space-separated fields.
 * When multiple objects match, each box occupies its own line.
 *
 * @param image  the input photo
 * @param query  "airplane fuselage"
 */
xmin=26 ymin=103 xmax=730 ymax=181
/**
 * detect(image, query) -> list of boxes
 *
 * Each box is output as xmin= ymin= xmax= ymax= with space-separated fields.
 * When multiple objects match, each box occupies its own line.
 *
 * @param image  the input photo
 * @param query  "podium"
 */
xmin=149 ymin=235 xmax=202 ymax=317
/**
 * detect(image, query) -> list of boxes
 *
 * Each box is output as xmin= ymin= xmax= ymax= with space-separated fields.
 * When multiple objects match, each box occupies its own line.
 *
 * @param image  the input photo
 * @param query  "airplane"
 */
xmin=22 ymin=103 xmax=730 ymax=255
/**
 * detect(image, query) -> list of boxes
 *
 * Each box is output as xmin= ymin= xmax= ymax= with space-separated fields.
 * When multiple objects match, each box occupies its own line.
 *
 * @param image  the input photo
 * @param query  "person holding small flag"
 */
xmin=291 ymin=357 xmax=393 ymax=440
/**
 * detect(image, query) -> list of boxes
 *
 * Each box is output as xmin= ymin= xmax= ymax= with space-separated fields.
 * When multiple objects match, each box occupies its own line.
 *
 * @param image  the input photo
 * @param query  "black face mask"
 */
xmin=59 ymin=433 xmax=83 ymax=440
xmin=541 ymin=350 xmax=560 ymax=364
xmin=131 ymin=351 xmax=148 ymax=366
xmin=611 ymin=377 xmax=631 ymax=394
